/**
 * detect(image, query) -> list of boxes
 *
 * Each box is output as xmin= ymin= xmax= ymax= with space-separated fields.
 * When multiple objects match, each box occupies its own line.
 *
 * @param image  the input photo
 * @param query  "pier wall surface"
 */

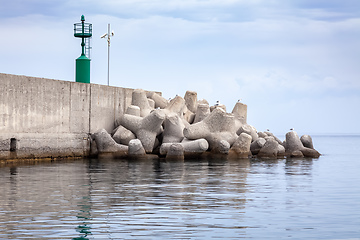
xmin=0 ymin=73 xmax=135 ymax=160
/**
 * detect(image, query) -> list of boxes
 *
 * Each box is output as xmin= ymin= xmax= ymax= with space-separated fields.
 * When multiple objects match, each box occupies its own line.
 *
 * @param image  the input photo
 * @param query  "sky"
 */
xmin=0 ymin=0 xmax=359 ymax=136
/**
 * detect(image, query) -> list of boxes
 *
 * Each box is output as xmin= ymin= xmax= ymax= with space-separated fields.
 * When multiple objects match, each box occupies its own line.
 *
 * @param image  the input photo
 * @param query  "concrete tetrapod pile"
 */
xmin=92 ymin=89 xmax=320 ymax=160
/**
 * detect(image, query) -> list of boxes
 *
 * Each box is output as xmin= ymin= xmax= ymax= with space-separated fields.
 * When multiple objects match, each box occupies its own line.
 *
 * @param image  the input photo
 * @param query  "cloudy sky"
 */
xmin=1 ymin=0 xmax=359 ymax=135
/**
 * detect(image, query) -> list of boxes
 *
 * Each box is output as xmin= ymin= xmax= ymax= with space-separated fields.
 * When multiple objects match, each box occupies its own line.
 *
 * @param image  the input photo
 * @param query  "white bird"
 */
xmin=290 ymin=128 xmax=294 ymax=131
xmin=237 ymin=99 xmax=242 ymax=102
xmin=215 ymin=100 xmax=220 ymax=106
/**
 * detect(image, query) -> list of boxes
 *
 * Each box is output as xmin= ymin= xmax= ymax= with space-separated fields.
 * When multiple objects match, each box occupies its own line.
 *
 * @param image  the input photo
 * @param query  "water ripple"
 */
xmin=1 ymin=137 xmax=360 ymax=239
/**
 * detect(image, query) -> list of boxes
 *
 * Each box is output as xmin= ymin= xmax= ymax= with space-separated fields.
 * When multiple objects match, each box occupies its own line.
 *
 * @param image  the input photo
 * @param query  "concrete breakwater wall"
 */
xmin=0 ymin=73 xmax=135 ymax=160
xmin=1 ymin=73 xmax=320 ymax=161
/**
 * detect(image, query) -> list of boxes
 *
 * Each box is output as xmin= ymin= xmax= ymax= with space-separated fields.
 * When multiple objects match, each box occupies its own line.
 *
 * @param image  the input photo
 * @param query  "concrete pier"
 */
xmin=0 ymin=73 xmax=134 ymax=160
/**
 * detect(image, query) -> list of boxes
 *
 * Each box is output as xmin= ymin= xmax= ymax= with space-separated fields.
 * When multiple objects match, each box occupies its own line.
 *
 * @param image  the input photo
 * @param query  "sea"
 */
xmin=0 ymin=135 xmax=359 ymax=239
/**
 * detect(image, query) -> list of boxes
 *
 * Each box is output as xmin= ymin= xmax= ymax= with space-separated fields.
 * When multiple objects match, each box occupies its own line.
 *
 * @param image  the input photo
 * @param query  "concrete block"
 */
xmin=148 ymin=98 xmax=155 ymax=109
xmin=181 ymin=138 xmax=209 ymax=153
xmin=112 ymin=125 xmax=136 ymax=145
xmin=300 ymin=135 xmax=314 ymax=149
xmin=184 ymin=107 xmax=237 ymax=153
xmin=290 ymin=150 xmax=304 ymax=158
xmin=210 ymin=103 xmax=226 ymax=112
xmin=162 ymin=113 xmax=185 ymax=143
xmin=147 ymin=91 xmax=168 ymax=109
xmin=184 ymin=90 xmax=198 ymax=113
xmin=160 ymin=138 xmax=209 ymax=155
xmin=257 ymin=132 xmax=267 ymax=138
xmin=132 ymin=89 xmax=152 ymax=117
xmin=166 ymin=143 xmax=184 ymax=160
xmin=285 ymin=131 xmax=304 ymax=153
xmin=214 ymin=140 xmax=230 ymax=154
xmin=93 ymin=129 xmax=128 ymax=155
xmin=300 ymin=147 xmax=321 ymax=158
xmin=285 ymin=131 xmax=320 ymax=158
xmin=250 ymin=138 xmax=266 ymax=155
xmin=264 ymin=131 xmax=283 ymax=144
xmin=229 ymin=132 xmax=252 ymax=158
xmin=128 ymin=139 xmax=146 ymax=156
xmin=193 ymin=103 xmax=210 ymax=124
xmin=257 ymin=138 xmax=279 ymax=159
xmin=236 ymin=124 xmax=258 ymax=142
xmin=232 ymin=101 xmax=247 ymax=129
xmin=120 ymin=109 xmax=165 ymax=153
xmin=277 ymin=144 xmax=286 ymax=156
xmin=197 ymin=99 xmax=209 ymax=105
xmin=183 ymin=106 xmax=195 ymax=124
xmin=126 ymin=105 xmax=141 ymax=117
xmin=164 ymin=95 xmax=187 ymax=117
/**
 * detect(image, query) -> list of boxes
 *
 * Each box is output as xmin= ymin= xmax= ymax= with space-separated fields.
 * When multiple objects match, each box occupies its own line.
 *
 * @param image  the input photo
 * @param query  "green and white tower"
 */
xmin=74 ymin=15 xmax=92 ymax=83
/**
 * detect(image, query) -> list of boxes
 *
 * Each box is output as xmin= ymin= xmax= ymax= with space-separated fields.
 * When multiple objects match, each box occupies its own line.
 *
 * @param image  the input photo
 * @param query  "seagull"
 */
xmin=215 ymin=100 xmax=220 ymax=106
xmin=290 ymin=128 xmax=294 ymax=131
xmin=237 ymin=99 xmax=242 ymax=102
xmin=266 ymin=129 xmax=270 ymax=132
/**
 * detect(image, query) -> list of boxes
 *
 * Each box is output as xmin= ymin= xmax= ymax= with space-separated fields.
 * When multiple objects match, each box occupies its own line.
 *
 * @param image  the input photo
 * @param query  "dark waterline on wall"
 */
xmin=0 ymin=135 xmax=359 ymax=239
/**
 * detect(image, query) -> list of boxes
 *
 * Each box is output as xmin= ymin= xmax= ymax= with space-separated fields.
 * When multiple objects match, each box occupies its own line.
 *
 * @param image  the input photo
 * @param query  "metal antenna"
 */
xmin=101 ymin=23 xmax=114 ymax=86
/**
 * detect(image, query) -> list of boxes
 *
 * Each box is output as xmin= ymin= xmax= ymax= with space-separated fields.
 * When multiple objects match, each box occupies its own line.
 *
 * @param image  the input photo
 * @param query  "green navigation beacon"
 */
xmin=74 ymin=15 xmax=92 ymax=83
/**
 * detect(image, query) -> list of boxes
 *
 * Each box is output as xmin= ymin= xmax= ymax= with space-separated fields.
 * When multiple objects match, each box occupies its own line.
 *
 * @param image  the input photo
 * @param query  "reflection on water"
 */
xmin=74 ymin=193 xmax=92 ymax=240
xmin=0 ymin=136 xmax=360 ymax=239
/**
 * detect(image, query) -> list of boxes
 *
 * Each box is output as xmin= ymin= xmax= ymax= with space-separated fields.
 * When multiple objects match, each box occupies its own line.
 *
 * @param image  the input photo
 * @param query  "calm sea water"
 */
xmin=0 ymin=135 xmax=359 ymax=239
